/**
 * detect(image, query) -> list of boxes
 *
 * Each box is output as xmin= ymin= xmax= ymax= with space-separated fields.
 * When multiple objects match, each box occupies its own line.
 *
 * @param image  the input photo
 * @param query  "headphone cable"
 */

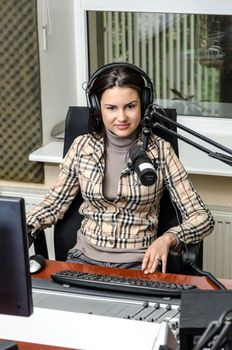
xmin=169 ymin=197 xmax=226 ymax=290
xmin=143 ymin=104 xmax=227 ymax=290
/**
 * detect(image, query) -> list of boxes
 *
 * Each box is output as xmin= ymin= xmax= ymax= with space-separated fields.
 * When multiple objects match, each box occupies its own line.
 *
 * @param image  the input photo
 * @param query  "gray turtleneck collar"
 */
xmin=103 ymin=128 xmax=138 ymax=200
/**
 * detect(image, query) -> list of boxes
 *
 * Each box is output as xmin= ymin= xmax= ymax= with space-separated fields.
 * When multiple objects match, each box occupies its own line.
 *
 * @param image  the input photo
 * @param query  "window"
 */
xmin=74 ymin=0 xmax=232 ymax=177
xmin=87 ymin=12 xmax=232 ymax=119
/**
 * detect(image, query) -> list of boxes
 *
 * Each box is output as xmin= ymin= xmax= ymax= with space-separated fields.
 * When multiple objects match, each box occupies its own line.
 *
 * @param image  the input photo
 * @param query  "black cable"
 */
xmin=168 ymin=147 xmax=226 ymax=289
xmin=170 ymin=166 xmax=226 ymax=287
xmin=184 ymin=258 xmax=226 ymax=290
xmin=147 ymin=106 xmax=227 ymax=290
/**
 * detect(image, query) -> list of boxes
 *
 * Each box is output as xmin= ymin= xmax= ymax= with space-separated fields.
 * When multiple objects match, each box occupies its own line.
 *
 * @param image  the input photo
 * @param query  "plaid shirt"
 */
xmin=27 ymin=133 xmax=214 ymax=249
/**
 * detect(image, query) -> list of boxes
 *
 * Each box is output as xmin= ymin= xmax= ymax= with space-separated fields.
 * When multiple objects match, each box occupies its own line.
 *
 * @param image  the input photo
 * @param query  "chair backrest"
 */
xmin=54 ymin=107 xmax=89 ymax=261
xmin=54 ymin=106 xmax=202 ymax=274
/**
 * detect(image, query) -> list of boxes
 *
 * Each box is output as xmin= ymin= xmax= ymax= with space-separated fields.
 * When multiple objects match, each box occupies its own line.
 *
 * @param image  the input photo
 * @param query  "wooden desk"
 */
xmin=35 ymin=259 xmax=232 ymax=290
xmin=2 ymin=260 xmax=232 ymax=350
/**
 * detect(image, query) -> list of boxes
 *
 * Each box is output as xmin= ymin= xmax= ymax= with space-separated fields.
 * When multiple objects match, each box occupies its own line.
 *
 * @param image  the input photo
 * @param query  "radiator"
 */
xmin=0 ymin=186 xmax=232 ymax=278
xmin=203 ymin=204 xmax=232 ymax=279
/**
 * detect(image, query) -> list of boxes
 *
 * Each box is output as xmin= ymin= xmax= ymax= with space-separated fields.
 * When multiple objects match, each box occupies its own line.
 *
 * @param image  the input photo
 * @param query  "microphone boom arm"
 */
xmin=147 ymin=106 xmax=232 ymax=167
xmin=153 ymin=122 xmax=232 ymax=167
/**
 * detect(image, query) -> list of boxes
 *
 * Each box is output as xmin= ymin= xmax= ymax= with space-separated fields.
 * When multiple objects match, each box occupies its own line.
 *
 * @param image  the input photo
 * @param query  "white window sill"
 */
xmin=29 ymin=116 xmax=232 ymax=177
xmin=29 ymin=140 xmax=232 ymax=177
xmin=29 ymin=141 xmax=63 ymax=164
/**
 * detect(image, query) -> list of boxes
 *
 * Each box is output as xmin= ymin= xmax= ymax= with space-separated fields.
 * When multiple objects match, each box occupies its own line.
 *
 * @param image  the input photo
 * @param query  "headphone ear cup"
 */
xmin=142 ymin=87 xmax=152 ymax=115
xmin=89 ymin=93 xmax=101 ymax=118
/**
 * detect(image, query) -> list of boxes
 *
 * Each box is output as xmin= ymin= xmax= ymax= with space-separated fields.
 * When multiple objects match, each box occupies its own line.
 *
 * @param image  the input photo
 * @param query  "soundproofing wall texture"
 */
xmin=0 ymin=0 xmax=44 ymax=183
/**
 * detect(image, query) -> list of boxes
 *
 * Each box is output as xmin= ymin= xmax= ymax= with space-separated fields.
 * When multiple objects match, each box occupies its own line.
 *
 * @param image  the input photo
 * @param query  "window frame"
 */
xmin=74 ymin=0 xmax=232 ymax=177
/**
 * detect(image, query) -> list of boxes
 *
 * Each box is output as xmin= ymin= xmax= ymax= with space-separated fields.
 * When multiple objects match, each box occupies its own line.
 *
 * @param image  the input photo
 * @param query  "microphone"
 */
xmin=129 ymin=143 xmax=157 ymax=186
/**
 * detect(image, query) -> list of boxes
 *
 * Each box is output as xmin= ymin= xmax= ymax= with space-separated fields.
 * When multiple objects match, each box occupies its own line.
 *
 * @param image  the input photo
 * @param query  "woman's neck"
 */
xmin=105 ymin=129 xmax=138 ymax=151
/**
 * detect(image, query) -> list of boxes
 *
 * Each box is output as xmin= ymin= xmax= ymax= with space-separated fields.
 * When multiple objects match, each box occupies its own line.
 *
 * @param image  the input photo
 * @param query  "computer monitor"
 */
xmin=0 ymin=195 xmax=33 ymax=317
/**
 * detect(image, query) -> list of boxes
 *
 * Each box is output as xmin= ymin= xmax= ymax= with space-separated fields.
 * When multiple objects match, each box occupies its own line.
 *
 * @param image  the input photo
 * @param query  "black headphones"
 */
xmin=85 ymin=62 xmax=154 ymax=118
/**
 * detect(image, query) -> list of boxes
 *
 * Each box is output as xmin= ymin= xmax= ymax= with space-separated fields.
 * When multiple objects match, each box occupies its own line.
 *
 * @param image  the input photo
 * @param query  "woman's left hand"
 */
xmin=142 ymin=234 xmax=177 ymax=274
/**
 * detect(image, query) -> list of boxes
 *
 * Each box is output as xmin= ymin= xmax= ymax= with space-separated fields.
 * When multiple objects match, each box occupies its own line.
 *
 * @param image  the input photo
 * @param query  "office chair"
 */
xmin=52 ymin=106 xmax=202 ymax=275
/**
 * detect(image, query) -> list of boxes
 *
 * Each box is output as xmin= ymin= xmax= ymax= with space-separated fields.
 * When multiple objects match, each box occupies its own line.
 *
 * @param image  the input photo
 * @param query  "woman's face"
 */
xmin=100 ymin=86 xmax=141 ymax=137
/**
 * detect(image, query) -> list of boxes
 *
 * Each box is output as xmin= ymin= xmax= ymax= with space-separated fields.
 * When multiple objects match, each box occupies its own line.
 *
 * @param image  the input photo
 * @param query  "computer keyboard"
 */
xmin=51 ymin=270 xmax=197 ymax=297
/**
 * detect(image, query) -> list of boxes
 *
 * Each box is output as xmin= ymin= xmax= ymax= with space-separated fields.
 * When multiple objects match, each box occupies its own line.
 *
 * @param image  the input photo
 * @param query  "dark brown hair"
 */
xmin=86 ymin=63 xmax=154 ymax=137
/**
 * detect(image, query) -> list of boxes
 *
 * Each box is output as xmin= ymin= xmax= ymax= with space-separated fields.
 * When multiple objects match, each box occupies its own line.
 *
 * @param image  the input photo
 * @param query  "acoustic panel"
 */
xmin=0 ymin=0 xmax=44 ymax=183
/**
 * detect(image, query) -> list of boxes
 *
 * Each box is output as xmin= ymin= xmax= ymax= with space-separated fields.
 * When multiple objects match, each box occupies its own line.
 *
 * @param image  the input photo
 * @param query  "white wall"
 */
xmin=37 ymin=0 xmax=78 ymax=144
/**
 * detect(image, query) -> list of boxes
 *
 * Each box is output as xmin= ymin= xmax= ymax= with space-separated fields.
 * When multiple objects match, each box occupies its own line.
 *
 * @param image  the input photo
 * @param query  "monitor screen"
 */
xmin=0 ymin=195 xmax=33 ymax=316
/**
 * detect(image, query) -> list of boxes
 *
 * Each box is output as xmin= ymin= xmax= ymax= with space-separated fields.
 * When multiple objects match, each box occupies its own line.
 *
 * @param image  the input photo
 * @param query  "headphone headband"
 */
xmin=87 ymin=62 xmax=153 ymax=93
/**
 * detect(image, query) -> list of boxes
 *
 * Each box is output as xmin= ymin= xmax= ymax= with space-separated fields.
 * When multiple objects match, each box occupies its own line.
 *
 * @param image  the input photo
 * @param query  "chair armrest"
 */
xmin=30 ymin=229 xmax=49 ymax=259
xmin=182 ymin=242 xmax=203 ymax=268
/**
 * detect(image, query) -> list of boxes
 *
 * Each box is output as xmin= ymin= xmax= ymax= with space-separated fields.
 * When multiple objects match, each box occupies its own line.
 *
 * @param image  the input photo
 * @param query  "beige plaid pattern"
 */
xmin=27 ymin=134 xmax=214 ymax=249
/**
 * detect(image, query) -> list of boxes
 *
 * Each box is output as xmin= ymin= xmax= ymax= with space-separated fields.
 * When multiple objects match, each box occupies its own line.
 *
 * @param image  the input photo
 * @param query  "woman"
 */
xmin=27 ymin=62 xmax=214 ymax=274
